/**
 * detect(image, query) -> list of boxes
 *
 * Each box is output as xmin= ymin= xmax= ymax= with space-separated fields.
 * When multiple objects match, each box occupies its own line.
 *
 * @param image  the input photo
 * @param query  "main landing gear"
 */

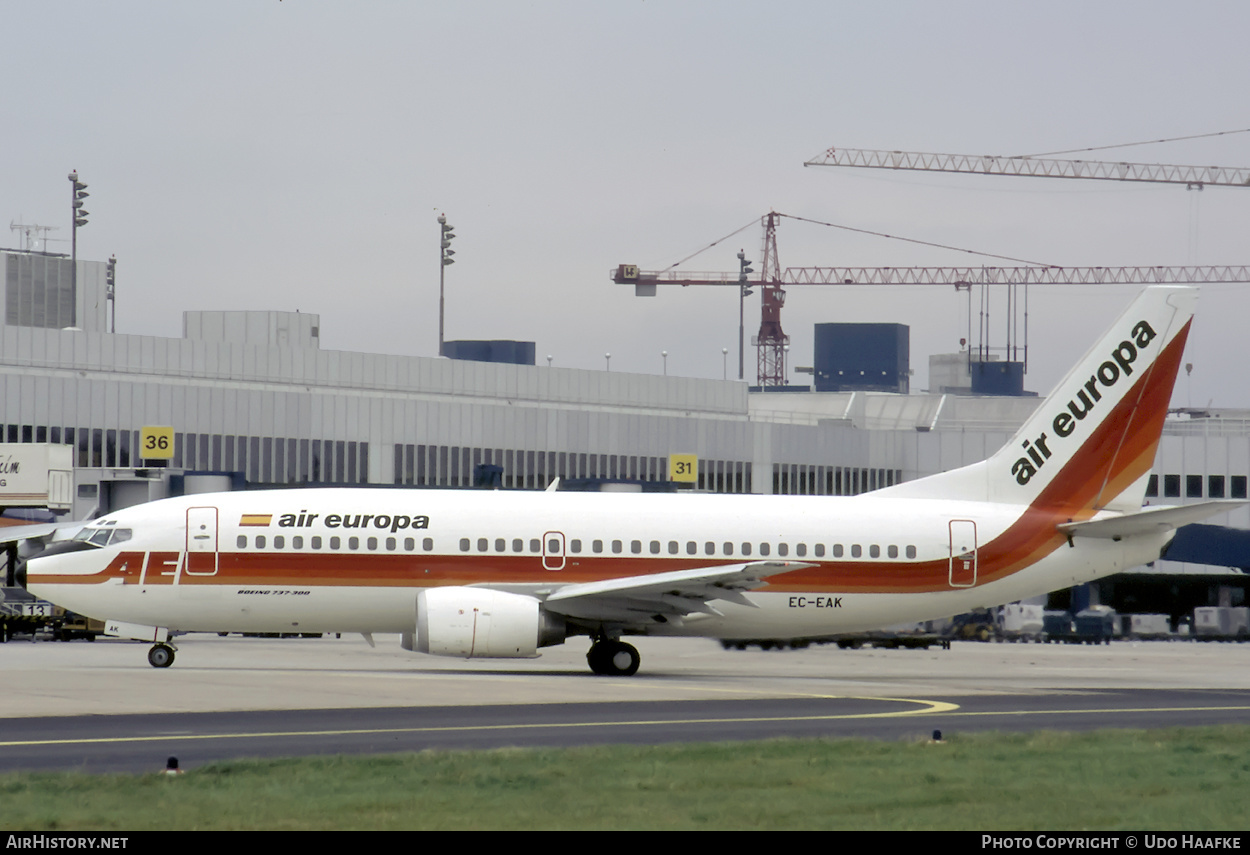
xmin=586 ymin=639 xmax=640 ymax=676
xmin=147 ymin=643 xmax=176 ymax=668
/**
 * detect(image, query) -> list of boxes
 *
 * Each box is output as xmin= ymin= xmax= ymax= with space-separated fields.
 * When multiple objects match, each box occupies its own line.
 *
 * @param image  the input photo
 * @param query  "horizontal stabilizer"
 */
xmin=1058 ymin=501 xmax=1245 ymax=540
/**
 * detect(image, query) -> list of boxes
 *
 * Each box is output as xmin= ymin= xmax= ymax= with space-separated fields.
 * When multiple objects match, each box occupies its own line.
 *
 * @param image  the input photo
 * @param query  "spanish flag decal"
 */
xmin=239 ymin=514 xmax=272 ymax=527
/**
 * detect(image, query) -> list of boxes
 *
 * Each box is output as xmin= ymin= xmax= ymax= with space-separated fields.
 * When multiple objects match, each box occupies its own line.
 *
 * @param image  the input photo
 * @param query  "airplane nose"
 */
xmin=35 ymin=540 xmax=99 ymax=558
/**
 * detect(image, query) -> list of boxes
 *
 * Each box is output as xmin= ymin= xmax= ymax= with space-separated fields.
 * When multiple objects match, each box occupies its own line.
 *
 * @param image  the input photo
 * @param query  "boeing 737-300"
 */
xmin=18 ymin=286 xmax=1241 ymax=675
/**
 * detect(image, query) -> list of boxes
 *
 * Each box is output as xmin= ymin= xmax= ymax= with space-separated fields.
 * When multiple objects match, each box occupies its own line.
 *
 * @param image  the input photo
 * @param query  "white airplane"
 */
xmin=19 ymin=286 xmax=1241 ymax=675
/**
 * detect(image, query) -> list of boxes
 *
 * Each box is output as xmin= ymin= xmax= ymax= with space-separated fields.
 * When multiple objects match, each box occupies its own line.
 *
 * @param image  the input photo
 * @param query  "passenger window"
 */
xmin=330 ymin=536 xmax=340 ymax=550
xmin=256 ymin=535 xmax=266 ymax=548
xmin=814 ymin=544 xmax=825 ymax=557
xmin=477 ymin=538 xmax=489 ymax=552
xmin=530 ymin=539 xmax=541 ymax=553
xmin=349 ymin=537 xmax=360 ymax=550
xmin=723 ymin=542 xmax=733 ymax=556
xmin=759 ymin=543 xmax=770 ymax=556
xmin=495 ymin=538 xmax=506 ymax=552
xmin=312 ymin=536 xmax=322 ymax=549
xmin=869 ymin=545 xmax=880 ymax=558
xmin=851 ymin=545 xmax=862 ymax=558
xmin=403 ymin=537 xmax=414 ymax=551
xmin=593 ymin=540 xmax=604 ymax=554
xmin=888 ymin=545 xmax=898 ymax=558
xmin=570 ymin=540 xmax=582 ymax=553
xmin=795 ymin=544 xmax=806 ymax=557
xmin=613 ymin=540 xmax=624 ymax=554
xmin=293 ymin=536 xmax=303 ymax=549
xmin=705 ymin=542 xmax=715 ymax=555
xmin=423 ymin=537 xmax=434 ymax=551
xmin=237 ymin=535 xmax=247 ymax=549
xmin=832 ymin=544 xmax=843 ymax=558
xmin=274 ymin=536 xmax=284 ymax=549
xmin=631 ymin=540 xmax=641 ymax=554
xmin=367 ymin=537 xmax=378 ymax=550
xmin=667 ymin=541 xmax=678 ymax=555
xmin=650 ymin=541 xmax=661 ymax=555
xmin=741 ymin=542 xmax=752 ymax=556
xmin=459 ymin=538 xmax=470 ymax=552
xmin=386 ymin=537 xmax=396 ymax=550
xmin=548 ymin=538 xmax=560 ymax=553
xmin=906 ymin=545 xmax=917 ymax=559
xmin=513 ymin=538 xmax=524 ymax=552
xmin=778 ymin=543 xmax=788 ymax=557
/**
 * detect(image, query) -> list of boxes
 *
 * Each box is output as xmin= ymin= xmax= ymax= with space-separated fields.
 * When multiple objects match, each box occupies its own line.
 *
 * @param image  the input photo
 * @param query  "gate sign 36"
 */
xmin=140 ymin=426 xmax=175 ymax=460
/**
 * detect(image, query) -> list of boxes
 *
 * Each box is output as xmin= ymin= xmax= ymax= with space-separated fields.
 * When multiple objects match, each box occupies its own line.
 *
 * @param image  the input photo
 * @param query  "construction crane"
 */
xmin=615 ymin=212 xmax=792 ymax=385
xmin=617 ymin=141 xmax=1250 ymax=386
xmin=802 ymin=146 xmax=1250 ymax=187
xmin=613 ymin=215 xmax=1250 ymax=385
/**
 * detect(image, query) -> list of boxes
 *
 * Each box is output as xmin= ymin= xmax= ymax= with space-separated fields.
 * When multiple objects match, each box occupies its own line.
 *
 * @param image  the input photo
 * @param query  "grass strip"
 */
xmin=2 ymin=726 xmax=1248 ymax=830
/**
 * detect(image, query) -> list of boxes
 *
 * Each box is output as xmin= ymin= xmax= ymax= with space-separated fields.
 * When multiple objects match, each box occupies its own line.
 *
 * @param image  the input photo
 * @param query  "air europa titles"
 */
xmin=241 ymin=510 xmax=431 ymax=533
xmin=1011 ymin=319 xmax=1157 ymax=486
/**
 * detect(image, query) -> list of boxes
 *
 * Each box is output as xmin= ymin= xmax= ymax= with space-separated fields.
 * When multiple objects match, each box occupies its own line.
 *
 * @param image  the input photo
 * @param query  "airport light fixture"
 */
xmin=737 ymin=250 xmax=754 ymax=381
xmin=69 ymin=171 xmax=89 ymax=299
xmin=106 ymin=255 xmax=117 ymax=333
xmin=438 ymin=214 xmax=456 ymax=356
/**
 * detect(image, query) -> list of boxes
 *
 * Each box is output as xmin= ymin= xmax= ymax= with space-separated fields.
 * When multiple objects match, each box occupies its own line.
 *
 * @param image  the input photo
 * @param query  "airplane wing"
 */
xmin=538 ymin=560 xmax=814 ymax=623
xmin=0 ymin=522 xmax=66 ymax=546
xmin=1057 ymin=501 xmax=1246 ymax=540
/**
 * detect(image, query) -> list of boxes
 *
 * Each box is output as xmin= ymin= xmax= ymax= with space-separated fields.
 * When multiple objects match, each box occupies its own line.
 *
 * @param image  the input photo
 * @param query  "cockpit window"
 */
xmin=75 ymin=527 xmax=134 ymax=547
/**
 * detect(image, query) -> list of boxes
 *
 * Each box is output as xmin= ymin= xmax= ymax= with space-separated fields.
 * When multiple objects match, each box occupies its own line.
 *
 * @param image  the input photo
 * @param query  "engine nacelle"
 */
xmin=407 ymin=587 xmax=565 ymax=659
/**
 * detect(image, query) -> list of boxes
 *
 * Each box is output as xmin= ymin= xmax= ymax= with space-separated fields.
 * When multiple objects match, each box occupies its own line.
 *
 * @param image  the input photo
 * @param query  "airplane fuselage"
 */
xmin=27 ymin=487 xmax=1164 ymax=640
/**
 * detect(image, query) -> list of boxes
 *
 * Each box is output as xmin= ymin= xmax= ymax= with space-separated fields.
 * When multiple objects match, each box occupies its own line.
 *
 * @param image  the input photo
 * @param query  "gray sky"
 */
xmin=4 ymin=1 xmax=1248 ymax=407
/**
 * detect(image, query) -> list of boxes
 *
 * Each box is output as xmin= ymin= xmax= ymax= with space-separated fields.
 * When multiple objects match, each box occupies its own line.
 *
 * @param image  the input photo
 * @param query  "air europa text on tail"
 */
xmin=1011 ymin=319 xmax=1157 ymax=486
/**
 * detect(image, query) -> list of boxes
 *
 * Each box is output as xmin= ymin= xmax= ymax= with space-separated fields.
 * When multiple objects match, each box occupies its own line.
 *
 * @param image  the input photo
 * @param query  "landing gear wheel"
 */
xmin=148 ymin=644 xmax=175 ymax=668
xmin=586 ymin=640 xmax=640 ymax=676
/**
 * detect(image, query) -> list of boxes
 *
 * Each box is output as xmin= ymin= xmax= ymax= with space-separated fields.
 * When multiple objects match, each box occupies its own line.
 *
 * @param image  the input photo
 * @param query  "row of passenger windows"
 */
xmin=456 ymin=537 xmax=919 ymax=560
xmin=234 ymin=533 xmax=919 ymax=559
xmin=238 ymin=535 xmax=435 ymax=552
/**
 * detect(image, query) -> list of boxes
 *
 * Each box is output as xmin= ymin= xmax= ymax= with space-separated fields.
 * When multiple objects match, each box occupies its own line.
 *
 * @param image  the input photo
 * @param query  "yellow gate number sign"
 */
xmin=669 ymin=454 xmax=698 ymax=483
xmin=140 ymin=426 xmax=175 ymax=460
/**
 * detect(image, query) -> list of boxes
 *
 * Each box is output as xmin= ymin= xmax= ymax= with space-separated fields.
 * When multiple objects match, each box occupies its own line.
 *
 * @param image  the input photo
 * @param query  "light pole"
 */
xmin=68 ymin=171 xmax=89 ymax=305
xmin=661 ymin=350 xmax=668 ymax=376
xmin=605 ymin=353 xmax=611 ymax=371
xmin=546 ymin=354 xmax=553 ymax=368
xmin=737 ymin=250 xmax=753 ymax=381
xmin=106 ymin=255 xmax=116 ymax=333
xmin=438 ymin=214 xmax=456 ymax=356
xmin=722 ymin=347 xmax=728 ymax=380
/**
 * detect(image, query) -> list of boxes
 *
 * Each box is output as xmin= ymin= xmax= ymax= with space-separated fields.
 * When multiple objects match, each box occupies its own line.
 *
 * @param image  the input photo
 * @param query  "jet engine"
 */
xmin=405 ymin=587 xmax=566 ymax=659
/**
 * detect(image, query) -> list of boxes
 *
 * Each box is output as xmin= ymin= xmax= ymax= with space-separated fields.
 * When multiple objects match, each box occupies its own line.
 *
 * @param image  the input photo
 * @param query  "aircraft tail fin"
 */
xmin=880 ymin=286 xmax=1196 ymax=514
